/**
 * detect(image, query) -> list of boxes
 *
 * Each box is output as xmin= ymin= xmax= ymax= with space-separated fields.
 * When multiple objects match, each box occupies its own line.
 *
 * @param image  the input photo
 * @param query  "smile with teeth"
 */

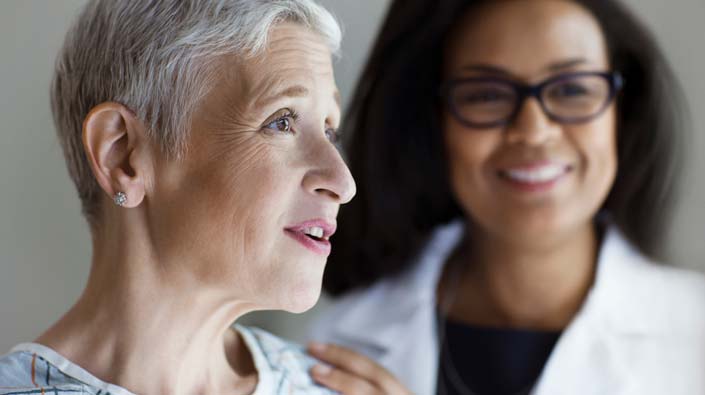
xmin=284 ymin=220 xmax=335 ymax=255
xmin=500 ymin=163 xmax=571 ymax=184
xmin=303 ymin=227 xmax=326 ymax=240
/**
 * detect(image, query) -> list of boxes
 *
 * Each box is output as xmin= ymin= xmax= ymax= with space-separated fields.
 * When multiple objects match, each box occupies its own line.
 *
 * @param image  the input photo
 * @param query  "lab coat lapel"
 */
xmin=532 ymin=289 xmax=629 ymax=394
xmin=533 ymin=226 xmax=645 ymax=394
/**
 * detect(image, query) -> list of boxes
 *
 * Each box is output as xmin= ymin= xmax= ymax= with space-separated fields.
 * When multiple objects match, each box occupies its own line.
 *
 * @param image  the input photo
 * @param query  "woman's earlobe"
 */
xmin=82 ymin=102 xmax=149 ymax=208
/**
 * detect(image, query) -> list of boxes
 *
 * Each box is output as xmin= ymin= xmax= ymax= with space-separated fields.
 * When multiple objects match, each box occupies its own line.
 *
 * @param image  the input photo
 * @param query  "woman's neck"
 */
xmin=441 ymin=222 xmax=599 ymax=331
xmin=35 ymin=224 xmax=258 ymax=395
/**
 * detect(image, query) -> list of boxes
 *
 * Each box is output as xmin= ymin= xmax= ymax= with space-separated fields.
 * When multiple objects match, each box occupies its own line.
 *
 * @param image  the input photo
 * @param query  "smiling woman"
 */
xmin=309 ymin=0 xmax=705 ymax=394
xmin=0 ymin=1 xmax=356 ymax=394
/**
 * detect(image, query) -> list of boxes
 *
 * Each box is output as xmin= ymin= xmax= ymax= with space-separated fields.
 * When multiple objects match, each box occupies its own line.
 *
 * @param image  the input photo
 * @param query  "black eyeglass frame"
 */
xmin=440 ymin=71 xmax=625 ymax=129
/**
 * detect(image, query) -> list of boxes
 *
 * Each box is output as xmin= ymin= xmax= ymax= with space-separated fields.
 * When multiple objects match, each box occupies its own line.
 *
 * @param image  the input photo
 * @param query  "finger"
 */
xmin=308 ymin=342 xmax=407 ymax=394
xmin=310 ymin=363 xmax=380 ymax=395
xmin=308 ymin=342 xmax=381 ymax=380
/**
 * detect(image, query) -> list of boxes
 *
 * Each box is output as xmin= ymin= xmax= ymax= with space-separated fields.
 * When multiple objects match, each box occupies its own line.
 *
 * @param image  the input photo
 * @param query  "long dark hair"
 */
xmin=324 ymin=0 xmax=688 ymax=296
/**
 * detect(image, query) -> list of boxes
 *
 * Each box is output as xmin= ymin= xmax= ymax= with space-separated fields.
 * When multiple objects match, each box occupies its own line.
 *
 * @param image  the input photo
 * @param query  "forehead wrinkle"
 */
xmin=251 ymin=74 xmax=312 ymax=110
xmin=266 ymin=25 xmax=332 ymax=56
xmin=254 ymin=50 xmax=333 ymax=78
xmin=241 ymin=51 xmax=327 ymax=105
xmin=261 ymin=30 xmax=334 ymax=72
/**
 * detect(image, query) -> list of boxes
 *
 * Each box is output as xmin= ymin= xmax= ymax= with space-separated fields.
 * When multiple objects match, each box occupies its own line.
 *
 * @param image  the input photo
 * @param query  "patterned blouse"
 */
xmin=0 ymin=325 xmax=336 ymax=395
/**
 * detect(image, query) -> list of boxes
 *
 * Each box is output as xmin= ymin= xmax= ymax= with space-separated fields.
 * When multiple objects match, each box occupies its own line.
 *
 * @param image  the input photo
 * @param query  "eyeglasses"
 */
xmin=440 ymin=71 xmax=624 ymax=129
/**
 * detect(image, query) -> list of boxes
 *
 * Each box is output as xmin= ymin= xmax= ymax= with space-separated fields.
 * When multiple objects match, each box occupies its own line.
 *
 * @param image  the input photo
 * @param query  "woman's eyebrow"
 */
xmin=256 ymin=85 xmax=310 ymax=108
xmin=545 ymin=57 xmax=588 ymax=72
xmin=460 ymin=58 xmax=588 ymax=77
xmin=255 ymin=84 xmax=341 ymax=113
xmin=460 ymin=63 xmax=513 ymax=76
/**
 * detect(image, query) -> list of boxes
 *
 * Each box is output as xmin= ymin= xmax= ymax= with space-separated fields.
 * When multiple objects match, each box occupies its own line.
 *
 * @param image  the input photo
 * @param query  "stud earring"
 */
xmin=113 ymin=191 xmax=127 ymax=207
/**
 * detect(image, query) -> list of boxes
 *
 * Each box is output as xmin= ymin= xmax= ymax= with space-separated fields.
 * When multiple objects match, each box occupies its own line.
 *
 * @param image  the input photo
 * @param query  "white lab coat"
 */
xmin=309 ymin=221 xmax=705 ymax=395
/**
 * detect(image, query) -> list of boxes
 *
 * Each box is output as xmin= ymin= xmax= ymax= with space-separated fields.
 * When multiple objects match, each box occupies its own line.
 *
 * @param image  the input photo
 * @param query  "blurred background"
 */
xmin=1 ymin=0 xmax=703 ymax=351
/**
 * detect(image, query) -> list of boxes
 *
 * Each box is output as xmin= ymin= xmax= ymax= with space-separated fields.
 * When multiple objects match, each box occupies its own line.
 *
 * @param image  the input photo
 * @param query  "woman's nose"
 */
xmin=302 ymin=141 xmax=357 ymax=205
xmin=504 ymin=98 xmax=562 ymax=145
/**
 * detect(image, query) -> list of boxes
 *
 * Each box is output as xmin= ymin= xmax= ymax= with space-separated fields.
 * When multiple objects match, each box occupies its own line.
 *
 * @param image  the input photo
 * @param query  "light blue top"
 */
xmin=0 ymin=325 xmax=336 ymax=395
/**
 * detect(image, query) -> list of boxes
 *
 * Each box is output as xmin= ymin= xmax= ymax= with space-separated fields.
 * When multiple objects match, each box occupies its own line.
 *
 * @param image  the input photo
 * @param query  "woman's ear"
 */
xmin=82 ymin=102 xmax=151 ymax=208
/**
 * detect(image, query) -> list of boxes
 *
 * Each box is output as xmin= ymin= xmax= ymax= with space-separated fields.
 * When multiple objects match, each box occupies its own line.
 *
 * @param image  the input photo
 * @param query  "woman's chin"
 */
xmin=278 ymin=280 xmax=323 ymax=314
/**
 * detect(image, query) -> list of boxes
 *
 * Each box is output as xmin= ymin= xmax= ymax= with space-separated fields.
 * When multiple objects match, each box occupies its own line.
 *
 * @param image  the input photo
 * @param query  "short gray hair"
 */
xmin=51 ymin=0 xmax=342 ymax=225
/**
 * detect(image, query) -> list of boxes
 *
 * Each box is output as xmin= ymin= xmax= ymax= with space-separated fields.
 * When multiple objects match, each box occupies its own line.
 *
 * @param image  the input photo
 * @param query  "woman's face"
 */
xmin=442 ymin=0 xmax=617 ymax=246
xmin=148 ymin=24 xmax=355 ymax=313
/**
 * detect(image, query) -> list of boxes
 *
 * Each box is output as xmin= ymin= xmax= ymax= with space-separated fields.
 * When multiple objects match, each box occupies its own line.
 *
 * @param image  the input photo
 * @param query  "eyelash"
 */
xmin=263 ymin=109 xmax=300 ymax=134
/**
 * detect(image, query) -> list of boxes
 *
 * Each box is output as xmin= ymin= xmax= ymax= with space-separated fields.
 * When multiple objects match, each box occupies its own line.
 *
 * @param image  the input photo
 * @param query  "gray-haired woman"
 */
xmin=0 ymin=1 xmax=361 ymax=394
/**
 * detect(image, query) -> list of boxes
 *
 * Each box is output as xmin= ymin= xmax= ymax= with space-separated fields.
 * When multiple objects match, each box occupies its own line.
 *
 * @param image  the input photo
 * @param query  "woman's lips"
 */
xmin=284 ymin=219 xmax=336 ymax=256
xmin=498 ymin=162 xmax=573 ymax=192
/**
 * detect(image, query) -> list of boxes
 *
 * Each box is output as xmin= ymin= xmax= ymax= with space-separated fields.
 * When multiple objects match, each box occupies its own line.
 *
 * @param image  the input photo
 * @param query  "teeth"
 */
xmin=504 ymin=164 xmax=567 ymax=183
xmin=304 ymin=227 xmax=324 ymax=239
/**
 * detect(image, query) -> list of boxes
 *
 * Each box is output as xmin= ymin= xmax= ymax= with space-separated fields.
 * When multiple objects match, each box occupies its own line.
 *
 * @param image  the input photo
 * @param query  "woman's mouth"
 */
xmin=303 ymin=226 xmax=325 ymax=239
xmin=498 ymin=162 xmax=573 ymax=192
xmin=284 ymin=220 xmax=336 ymax=256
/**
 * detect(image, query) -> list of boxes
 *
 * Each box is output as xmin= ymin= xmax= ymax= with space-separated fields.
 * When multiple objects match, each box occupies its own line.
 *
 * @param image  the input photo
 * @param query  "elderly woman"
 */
xmin=0 ymin=1 xmax=356 ymax=394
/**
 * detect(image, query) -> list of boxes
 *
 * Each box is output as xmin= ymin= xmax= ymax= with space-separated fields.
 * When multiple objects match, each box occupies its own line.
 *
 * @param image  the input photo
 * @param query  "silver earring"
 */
xmin=113 ymin=191 xmax=127 ymax=207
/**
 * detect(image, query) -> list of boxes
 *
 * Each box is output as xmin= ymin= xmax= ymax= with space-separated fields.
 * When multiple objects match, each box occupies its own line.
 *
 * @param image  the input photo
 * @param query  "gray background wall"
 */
xmin=1 ymin=0 xmax=703 ymax=351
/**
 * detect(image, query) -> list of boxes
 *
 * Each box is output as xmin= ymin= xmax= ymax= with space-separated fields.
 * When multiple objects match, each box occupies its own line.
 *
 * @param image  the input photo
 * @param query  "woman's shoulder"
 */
xmin=598 ymin=230 xmax=705 ymax=334
xmin=609 ymin=231 xmax=705 ymax=302
xmin=624 ymin=259 xmax=705 ymax=324
xmin=0 ymin=348 xmax=87 ymax=394
xmin=235 ymin=325 xmax=336 ymax=395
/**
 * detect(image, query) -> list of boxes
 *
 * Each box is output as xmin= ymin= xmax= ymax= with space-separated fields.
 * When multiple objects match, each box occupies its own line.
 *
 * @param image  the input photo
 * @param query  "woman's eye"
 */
xmin=325 ymin=127 xmax=340 ymax=144
xmin=552 ymin=83 xmax=589 ymax=98
xmin=262 ymin=109 xmax=299 ymax=134
xmin=264 ymin=116 xmax=292 ymax=133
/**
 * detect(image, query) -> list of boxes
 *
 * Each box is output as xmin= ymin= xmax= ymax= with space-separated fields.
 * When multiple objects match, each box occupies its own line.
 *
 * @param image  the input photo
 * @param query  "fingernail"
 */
xmin=312 ymin=364 xmax=332 ymax=376
xmin=308 ymin=341 xmax=327 ymax=353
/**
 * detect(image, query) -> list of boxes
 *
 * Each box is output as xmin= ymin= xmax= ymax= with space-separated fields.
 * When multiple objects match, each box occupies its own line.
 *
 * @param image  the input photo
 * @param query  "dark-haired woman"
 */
xmin=306 ymin=1 xmax=705 ymax=394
